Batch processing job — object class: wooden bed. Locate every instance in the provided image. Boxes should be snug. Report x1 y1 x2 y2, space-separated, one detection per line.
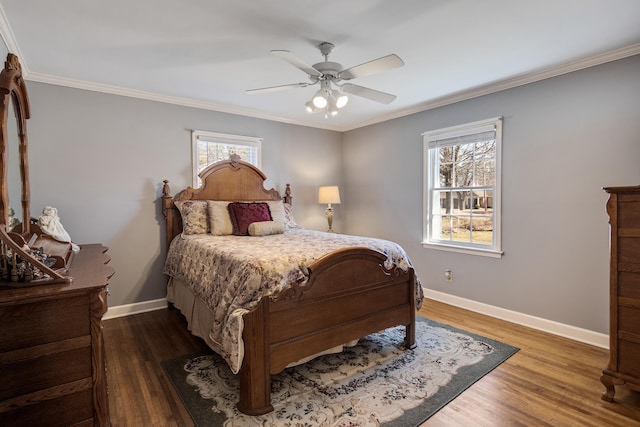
161 157 417 415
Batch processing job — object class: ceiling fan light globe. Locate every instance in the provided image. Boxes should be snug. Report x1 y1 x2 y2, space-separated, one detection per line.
313 94 327 108
304 100 316 113
336 94 349 108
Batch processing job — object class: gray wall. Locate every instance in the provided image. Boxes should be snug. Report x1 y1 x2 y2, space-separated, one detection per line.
12 52 640 335
342 55 640 334
24 83 342 307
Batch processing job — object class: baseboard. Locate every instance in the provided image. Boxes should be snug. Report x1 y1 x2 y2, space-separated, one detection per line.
104 298 168 320
105 291 609 349
423 288 609 349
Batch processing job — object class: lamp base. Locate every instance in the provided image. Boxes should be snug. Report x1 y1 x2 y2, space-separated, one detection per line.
325 206 335 233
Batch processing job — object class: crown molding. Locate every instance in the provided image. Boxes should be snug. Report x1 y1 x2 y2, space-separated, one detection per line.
24 71 344 132
343 43 640 131
0 5 28 73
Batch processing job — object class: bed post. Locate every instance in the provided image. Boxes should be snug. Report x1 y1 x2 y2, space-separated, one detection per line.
161 180 180 250
405 272 417 349
283 183 292 205
237 298 273 415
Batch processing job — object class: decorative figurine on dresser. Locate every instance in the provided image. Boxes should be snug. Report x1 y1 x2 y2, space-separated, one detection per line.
0 54 114 426
601 185 640 401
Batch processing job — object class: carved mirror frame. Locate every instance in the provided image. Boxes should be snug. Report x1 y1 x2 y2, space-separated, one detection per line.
0 53 30 234
0 54 70 285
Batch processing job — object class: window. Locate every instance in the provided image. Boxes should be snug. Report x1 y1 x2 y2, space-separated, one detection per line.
192 130 262 187
423 117 502 257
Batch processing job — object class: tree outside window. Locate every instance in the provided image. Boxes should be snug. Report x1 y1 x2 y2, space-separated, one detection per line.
192 131 261 187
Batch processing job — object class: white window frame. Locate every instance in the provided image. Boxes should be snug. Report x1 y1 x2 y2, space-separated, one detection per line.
422 117 503 258
192 130 262 187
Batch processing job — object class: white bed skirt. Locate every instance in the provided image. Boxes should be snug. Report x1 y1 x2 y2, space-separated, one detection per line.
166 277 223 351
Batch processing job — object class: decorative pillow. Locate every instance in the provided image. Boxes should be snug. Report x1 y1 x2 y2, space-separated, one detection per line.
174 200 208 235
207 201 233 235
283 202 299 229
248 221 285 236
228 202 273 236
265 200 287 224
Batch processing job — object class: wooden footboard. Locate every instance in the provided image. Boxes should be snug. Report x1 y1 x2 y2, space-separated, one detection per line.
238 247 417 415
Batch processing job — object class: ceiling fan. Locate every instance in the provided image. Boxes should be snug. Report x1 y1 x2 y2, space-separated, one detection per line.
246 42 404 117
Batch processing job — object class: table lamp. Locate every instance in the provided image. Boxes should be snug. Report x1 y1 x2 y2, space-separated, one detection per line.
318 186 341 232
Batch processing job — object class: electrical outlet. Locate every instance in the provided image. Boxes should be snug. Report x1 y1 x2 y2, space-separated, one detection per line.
445 269 453 282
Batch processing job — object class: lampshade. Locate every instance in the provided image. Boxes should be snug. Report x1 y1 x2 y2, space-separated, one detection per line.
318 186 341 205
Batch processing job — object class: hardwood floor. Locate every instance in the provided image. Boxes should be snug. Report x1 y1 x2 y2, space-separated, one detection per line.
103 299 640 426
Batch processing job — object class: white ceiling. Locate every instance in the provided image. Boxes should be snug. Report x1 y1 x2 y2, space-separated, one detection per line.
1 0 639 132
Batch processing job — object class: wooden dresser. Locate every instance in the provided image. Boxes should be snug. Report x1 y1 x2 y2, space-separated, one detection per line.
0 244 114 426
601 185 640 401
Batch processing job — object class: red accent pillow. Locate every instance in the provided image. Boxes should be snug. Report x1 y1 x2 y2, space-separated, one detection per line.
227 202 273 235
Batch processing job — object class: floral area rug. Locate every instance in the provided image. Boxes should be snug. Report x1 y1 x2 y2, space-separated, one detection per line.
161 317 518 426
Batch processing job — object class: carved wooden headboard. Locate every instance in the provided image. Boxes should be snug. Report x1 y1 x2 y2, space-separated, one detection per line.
161 156 291 249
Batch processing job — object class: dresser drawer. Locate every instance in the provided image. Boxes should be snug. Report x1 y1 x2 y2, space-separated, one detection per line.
619 340 640 379
618 271 640 299
0 388 94 427
0 295 90 353
618 305 640 335
618 237 640 265
0 346 92 401
617 197 640 228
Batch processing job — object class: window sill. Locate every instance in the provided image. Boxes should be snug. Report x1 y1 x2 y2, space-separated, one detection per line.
421 242 503 258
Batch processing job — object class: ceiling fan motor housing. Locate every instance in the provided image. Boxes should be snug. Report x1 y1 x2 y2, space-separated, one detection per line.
313 61 343 80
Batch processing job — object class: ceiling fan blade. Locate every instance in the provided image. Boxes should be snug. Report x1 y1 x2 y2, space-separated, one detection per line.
341 83 397 104
246 82 310 94
339 54 404 80
271 50 322 78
